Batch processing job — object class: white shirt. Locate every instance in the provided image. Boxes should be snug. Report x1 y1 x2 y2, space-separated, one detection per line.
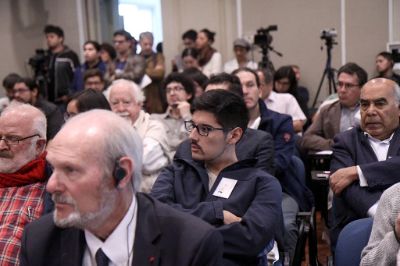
83 195 138 266
248 116 261 130
264 91 307 122
201 52 222 78
223 59 257 74
357 132 394 217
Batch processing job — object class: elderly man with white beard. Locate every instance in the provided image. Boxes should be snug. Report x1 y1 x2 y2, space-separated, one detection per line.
107 79 169 192
0 102 47 265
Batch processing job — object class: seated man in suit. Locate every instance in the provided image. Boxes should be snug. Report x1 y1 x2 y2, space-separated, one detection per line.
20 109 223 266
299 63 367 153
329 78 400 248
0 103 48 265
151 90 282 265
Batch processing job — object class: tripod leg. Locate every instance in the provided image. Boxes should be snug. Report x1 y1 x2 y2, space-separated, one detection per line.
312 68 329 109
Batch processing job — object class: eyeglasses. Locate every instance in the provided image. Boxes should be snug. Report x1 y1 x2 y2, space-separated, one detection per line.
336 81 360 90
0 134 40 146
13 88 30 94
184 121 225 136
166 86 184 94
113 40 127 45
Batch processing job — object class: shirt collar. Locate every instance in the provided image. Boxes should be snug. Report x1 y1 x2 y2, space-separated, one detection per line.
85 194 137 265
363 131 394 144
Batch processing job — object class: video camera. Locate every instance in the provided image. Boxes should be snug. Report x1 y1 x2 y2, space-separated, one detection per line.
28 49 48 72
254 25 278 47
320 28 337 41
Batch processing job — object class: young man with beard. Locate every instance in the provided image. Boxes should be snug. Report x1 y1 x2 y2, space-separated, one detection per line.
151 90 282 265
20 110 223 266
13 77 63 140
107 79 169 192
0 103 47 265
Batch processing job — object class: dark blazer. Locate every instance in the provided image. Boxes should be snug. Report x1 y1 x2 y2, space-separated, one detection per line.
330 126 400 246
20 193 223 266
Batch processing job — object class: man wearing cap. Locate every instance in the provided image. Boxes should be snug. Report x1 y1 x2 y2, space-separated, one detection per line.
223 38 258 74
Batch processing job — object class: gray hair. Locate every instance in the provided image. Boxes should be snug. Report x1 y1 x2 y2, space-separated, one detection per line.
393 83 400 104
139 31 154 42
107 79 145 104
2 102 47 139
67 110 143 191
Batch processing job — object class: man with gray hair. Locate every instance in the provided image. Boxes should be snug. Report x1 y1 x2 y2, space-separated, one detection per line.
20 110 223 266
107 79 169 192
139 31 166 113
0 102 47 264
329 78 400 248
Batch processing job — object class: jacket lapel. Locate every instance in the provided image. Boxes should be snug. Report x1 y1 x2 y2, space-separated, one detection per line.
132 194 161 266
60 228 86 266
388 127 400 157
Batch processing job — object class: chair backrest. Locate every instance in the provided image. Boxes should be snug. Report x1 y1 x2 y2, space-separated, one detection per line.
335 218 373 266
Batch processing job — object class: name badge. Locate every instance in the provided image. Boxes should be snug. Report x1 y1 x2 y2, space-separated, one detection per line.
213 177 237 199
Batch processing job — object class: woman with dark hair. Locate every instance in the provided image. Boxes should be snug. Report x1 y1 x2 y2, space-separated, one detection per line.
100 42 117 64
274 66 309 121
196 28 222 77
182 67 209 98
65 89 111 120
181 48 200 71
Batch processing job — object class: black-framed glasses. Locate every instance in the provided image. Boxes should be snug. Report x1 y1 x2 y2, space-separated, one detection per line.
0 134 40 146
184 121 225 136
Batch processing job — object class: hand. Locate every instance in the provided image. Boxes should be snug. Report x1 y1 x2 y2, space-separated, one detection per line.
223 210 242 225
395 214 400 241
177 101 191 119
329 166 358 195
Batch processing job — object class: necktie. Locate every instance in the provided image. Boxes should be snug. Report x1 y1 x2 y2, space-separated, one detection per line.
95 248 109 266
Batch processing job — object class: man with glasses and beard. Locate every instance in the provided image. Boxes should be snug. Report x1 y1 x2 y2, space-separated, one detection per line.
20 110 223 266
0 103 47 265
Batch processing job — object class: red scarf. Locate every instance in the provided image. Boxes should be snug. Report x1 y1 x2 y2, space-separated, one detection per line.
0 152 47 188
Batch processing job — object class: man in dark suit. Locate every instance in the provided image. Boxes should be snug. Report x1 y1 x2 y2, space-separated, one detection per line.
329 78 400 248
20 109 223 266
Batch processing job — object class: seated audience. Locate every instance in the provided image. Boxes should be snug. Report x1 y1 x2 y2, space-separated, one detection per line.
151 73 194 159
360 183 400 266
258 68 306 133
0 103 47 265
1 73 20 112
72 40 106 92
65 89 111 120
83 69 106 92
151 90 282 265
299 63 367 152
375 51 400 85
223 38 257 74
107 79 169 192
13 77 63 140
172 29 198 72
291 64 310 115
329 78 400 248
196 29 222 77
139 31 166 114
181 48 200 71
20 109 223 266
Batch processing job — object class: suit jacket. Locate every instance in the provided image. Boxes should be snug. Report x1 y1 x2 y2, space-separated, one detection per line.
299 100 341 152
20 193 223 266
330 126 400 246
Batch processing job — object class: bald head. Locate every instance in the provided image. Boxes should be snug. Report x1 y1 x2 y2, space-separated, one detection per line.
360 78 400 140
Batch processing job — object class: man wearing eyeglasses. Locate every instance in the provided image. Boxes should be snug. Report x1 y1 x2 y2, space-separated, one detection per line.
0 102 47 265
299 63 368 153
151 90 282 265
329 78 400 249
151 73 194 159
12 77 63 140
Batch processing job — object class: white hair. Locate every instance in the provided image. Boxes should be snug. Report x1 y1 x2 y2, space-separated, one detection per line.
139 31 154 42
393 83 400 104
67 109 143 191
2 102 47 139
107 79 145 104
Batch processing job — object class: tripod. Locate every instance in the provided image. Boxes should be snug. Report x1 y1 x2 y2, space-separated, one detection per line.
258 45 283 71
312 38 337 109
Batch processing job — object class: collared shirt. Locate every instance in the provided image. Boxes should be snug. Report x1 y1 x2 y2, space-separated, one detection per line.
357 132 394 217
248 116 261 130
264 91 306 121
83 195 138 266
340 104 360 132
223 58 258 74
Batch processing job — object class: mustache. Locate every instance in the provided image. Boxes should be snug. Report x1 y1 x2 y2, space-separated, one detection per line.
52 193 76 205
191 140 201 149
116 111 130 117
0 151 12 159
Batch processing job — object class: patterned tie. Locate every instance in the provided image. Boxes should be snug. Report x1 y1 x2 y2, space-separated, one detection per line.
95 248 109 266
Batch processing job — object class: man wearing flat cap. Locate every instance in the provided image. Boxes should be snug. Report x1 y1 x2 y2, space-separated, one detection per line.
224 38 257 74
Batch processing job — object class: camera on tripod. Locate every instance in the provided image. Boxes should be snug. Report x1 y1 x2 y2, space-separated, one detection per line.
28 49 48 72
254 25 278 48
320 28 337 41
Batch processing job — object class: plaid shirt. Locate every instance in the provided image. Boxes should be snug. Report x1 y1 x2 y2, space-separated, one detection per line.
0 183 45 265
